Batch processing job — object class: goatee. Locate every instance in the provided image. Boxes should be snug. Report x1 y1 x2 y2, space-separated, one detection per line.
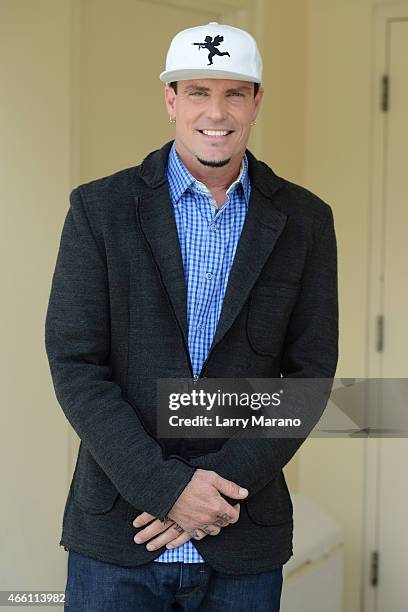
196 156 231 168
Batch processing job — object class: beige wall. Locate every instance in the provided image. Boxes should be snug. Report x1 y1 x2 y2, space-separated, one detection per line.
260 0 308 184
1 0 72 588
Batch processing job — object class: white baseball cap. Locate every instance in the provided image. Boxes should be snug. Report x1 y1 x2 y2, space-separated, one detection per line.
160 22 262 84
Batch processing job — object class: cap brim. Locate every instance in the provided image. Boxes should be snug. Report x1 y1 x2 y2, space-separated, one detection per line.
159 68 260 84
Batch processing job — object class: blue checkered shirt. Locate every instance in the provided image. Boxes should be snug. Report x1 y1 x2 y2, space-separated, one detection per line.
154 142 251 563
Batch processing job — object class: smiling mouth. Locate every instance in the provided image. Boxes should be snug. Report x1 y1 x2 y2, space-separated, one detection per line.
197 129 234 138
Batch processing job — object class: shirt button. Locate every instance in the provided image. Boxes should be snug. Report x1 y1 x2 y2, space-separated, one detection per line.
211 223 217 231
206 272 212 280
197 323 204 330
193 374 199 382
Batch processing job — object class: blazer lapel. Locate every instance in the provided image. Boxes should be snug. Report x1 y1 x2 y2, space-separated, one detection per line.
135 140 287 358
136 181 189 349
211 185 287 349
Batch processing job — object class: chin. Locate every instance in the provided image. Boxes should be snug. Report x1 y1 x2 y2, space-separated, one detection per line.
199 148 231 160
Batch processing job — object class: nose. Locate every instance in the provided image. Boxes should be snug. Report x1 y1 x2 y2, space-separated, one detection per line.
205 95 228 123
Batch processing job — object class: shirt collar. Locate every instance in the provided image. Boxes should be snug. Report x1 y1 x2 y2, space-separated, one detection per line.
166 141 250 206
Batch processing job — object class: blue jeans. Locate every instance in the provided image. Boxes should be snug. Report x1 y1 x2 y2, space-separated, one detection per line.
64 550 283 611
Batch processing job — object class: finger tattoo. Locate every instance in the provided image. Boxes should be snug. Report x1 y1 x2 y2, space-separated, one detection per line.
214 513 232 526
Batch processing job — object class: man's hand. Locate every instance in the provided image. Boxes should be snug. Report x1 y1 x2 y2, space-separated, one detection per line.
166 469 247 533
133 503 241 551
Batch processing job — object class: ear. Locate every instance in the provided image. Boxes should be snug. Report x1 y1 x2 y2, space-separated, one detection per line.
164 84 177 118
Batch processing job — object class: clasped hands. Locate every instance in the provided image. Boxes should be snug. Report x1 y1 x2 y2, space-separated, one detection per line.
132 468 248 552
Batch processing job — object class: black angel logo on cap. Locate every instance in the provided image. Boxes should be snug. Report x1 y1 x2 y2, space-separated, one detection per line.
192 35 231 66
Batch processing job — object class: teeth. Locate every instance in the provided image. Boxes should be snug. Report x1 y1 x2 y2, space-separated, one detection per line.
202 130 229 136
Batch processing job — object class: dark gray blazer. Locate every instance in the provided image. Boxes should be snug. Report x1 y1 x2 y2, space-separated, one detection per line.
45 139 338 575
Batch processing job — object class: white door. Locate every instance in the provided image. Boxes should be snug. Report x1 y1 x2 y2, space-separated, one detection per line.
367 12 408 612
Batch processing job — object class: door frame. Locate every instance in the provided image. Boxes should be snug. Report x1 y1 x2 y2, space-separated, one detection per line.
364 3 408 611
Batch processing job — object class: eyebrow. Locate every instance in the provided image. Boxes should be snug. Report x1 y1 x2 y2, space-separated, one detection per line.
183 85 252 94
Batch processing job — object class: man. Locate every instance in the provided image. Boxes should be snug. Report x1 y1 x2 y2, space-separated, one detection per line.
45 22 338 612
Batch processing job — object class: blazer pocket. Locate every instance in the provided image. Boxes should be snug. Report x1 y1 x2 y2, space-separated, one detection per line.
245 471 293 526
71 444 120 514
247 284 299 356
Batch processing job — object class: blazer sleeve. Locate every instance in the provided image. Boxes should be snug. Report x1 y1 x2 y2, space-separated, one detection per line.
45 187 195 521
187 205 339 499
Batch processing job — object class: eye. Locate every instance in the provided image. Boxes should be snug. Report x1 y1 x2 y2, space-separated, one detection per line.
228 92 244 97
190 91 207 96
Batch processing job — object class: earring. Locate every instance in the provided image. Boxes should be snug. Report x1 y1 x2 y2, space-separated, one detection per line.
169 117 176 123
250 120 256 126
